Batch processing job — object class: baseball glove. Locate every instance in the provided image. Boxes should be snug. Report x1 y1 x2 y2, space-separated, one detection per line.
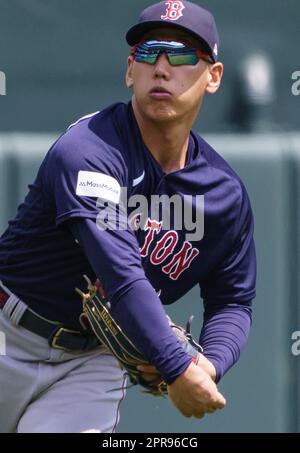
76 275 203 396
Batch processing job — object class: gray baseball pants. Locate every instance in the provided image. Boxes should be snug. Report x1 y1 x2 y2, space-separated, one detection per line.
0 290 126 433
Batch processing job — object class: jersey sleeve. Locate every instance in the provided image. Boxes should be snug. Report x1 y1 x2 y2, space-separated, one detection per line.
199 304 252 382
69 218 192 384
43 123 128 226
200 183 257 306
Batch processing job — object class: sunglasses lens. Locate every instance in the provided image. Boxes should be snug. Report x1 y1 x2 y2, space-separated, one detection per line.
133 41 200 66
134 51 158 64
168 52 199 66
134 42 159 64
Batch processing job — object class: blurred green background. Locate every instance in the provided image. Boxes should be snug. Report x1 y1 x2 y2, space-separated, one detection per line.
0 0 299 132
0 0 300 433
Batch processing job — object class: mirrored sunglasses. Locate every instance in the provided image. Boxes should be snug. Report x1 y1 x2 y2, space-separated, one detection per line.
131 40 213 66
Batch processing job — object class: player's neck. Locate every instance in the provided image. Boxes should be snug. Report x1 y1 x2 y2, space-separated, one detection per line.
132 102 192 174
146 131 190 174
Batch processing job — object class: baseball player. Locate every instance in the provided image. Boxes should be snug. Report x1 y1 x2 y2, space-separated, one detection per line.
0 1 256 433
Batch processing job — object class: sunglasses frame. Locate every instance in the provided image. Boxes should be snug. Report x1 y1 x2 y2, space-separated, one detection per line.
131 39 214 66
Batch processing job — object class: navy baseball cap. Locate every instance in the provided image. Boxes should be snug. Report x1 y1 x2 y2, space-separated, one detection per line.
126 1 220 62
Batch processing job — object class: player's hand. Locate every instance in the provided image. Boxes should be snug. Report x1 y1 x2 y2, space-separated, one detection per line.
168 362 226 419
196 353 217 381
137 359 224 418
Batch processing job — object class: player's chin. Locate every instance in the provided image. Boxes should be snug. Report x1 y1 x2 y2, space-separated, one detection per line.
147 104 178 122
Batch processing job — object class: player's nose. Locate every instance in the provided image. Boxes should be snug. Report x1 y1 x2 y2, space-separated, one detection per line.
153 53 171 80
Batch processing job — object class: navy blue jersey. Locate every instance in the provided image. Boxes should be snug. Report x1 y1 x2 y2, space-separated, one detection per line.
0 102 256 330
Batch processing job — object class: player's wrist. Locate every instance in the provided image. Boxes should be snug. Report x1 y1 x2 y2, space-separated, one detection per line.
197 354 217 381
160 354 193 386
168 361 211 391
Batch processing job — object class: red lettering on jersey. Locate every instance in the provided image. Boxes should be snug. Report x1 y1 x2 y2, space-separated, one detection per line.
162 242 199 280
161 1 185 21
150 231 178 265
140 218 162 258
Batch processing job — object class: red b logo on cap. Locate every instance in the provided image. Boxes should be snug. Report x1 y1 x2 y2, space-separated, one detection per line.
161 1 185 21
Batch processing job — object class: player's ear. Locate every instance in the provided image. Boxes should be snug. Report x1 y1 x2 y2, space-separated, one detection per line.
126 56 134 89
206 62 223 95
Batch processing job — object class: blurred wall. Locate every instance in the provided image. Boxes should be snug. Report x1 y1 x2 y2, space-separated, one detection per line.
0 0 299 133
